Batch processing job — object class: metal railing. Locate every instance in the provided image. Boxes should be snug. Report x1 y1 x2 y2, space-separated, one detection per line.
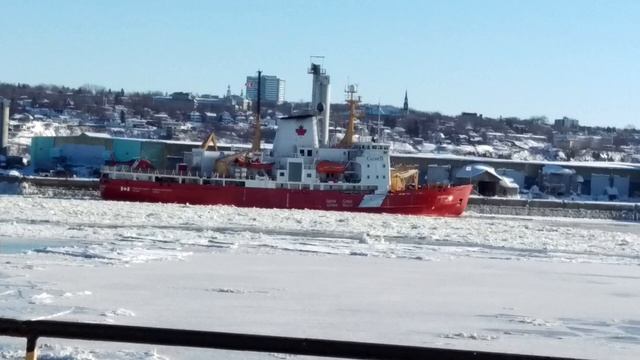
0 317 584 360
101 166 203 179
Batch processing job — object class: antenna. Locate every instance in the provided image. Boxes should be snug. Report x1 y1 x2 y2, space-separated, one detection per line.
338 83 360 148
251 70 262 152
377 100 382 142
310 55 325 66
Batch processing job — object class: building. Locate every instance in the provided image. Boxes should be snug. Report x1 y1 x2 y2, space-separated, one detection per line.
554 117 579 130
152 92 196 113
539 165 580 196
459 112 483 122
504 133 548 143
31 133 204 173
188 111 202 123
403 91 409 114
394 153 640 199
454 163 519 197
552 134 614 151
245 75 285 104
195 95 222 107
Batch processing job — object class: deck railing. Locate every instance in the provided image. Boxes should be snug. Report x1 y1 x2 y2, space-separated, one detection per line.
0 317 584 360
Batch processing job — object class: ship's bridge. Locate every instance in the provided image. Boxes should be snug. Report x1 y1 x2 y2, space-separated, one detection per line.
352 142 391 193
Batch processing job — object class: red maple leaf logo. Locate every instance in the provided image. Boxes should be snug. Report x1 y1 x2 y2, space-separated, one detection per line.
296 125 307 136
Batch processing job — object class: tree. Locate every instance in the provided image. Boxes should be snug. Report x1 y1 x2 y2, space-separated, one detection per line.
404 118 420 138
383 117 397 129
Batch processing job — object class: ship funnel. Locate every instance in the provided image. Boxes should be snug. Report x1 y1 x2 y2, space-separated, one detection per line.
308 59 330 146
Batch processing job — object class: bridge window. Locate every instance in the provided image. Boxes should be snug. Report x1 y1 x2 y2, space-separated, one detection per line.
307 173 312 178
299 149 305 156
279 171 285 177
307 149 313 157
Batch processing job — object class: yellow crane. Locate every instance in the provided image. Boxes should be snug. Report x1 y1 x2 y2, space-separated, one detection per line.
390 166 419 192
200 130 219 151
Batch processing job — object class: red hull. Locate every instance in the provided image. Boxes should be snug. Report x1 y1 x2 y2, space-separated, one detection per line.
100 179 472 216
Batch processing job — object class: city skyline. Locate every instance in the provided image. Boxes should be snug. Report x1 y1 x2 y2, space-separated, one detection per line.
0 0 638 127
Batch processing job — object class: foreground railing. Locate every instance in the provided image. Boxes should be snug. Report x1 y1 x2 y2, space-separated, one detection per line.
0 317 583 360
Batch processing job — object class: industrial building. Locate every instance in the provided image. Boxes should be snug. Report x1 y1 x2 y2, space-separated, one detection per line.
399 153 640 200
30 133 238 175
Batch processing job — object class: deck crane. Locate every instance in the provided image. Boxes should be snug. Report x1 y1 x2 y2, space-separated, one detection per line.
200 130 219 151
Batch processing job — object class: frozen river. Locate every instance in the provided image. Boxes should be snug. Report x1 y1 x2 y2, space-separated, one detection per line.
0 196 639 359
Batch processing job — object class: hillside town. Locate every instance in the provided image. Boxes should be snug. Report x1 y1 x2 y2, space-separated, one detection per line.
2 80 639 161
1 70 640 202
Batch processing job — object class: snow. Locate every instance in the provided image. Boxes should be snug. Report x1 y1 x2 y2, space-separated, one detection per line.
0 196 639 359
416 142 436 153
0 169 21 177
455 163 497 178
475 144 495 155
389 141 417 153
9 121 81 147
402 152 640 170
542 165 575 175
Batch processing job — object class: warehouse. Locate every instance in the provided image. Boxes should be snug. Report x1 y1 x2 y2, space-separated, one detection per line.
30 133 242 175
396 153 640 200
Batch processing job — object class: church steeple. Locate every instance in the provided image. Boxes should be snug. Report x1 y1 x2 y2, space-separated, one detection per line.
226 85 232 98
403 90 409 114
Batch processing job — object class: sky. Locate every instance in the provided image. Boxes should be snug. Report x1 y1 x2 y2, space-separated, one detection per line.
0 0 638 127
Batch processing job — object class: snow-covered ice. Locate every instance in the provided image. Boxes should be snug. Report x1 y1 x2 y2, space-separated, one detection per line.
0 195 639 359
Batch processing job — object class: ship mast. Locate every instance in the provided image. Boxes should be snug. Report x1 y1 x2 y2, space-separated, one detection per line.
338 84 360 148
251 70 262 153
377 100 381 142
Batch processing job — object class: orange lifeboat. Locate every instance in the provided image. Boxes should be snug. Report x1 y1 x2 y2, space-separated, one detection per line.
316 161 347 174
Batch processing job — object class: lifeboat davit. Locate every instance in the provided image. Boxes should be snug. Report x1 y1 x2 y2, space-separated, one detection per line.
235 157 274 171
316 161 347 174
132 159 154 170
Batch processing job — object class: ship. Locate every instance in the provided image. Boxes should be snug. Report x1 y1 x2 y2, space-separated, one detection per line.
100 63 472 216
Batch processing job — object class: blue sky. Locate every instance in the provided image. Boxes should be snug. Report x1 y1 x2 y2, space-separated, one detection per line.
0 0 638 127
